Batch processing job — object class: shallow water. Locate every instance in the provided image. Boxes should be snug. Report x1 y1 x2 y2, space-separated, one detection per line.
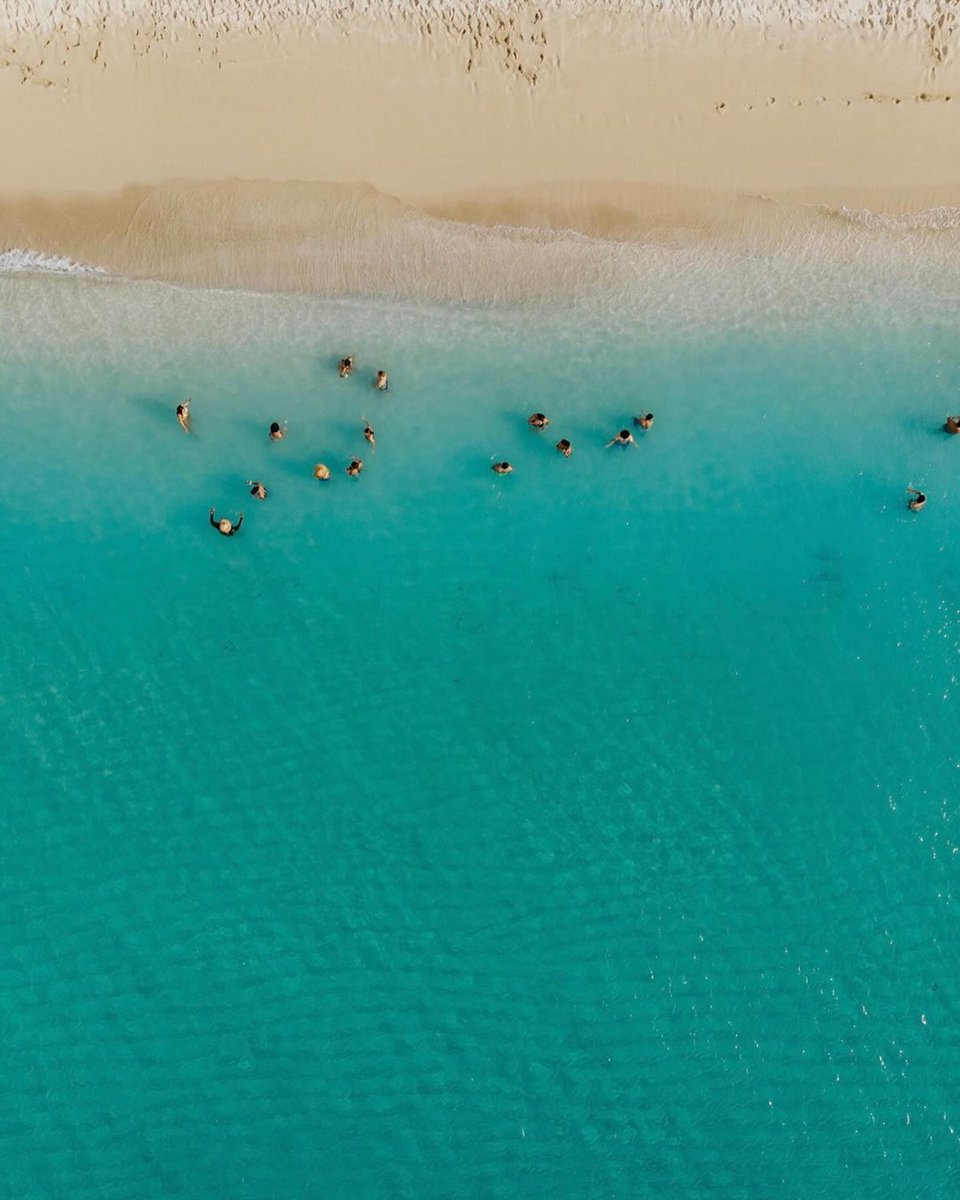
2 274 960 1197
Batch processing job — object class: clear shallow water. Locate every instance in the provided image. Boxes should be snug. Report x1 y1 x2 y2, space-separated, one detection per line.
2 275 960 1198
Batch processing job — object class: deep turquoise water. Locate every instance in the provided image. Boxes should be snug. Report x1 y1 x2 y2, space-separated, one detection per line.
2 274 960 1197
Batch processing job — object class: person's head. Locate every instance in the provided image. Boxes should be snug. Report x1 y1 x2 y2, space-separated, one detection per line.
620 430 630 441
377 370 386 381
314 463 331 480
219 518 232 534
557 439 572 456
270 422 280 434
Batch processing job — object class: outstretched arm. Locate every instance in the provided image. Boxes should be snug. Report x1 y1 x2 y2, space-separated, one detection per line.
210 508 219 528
234 514 244 531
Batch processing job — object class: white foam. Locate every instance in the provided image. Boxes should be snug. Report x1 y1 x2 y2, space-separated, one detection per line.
0 248 106 276
830 205 960 231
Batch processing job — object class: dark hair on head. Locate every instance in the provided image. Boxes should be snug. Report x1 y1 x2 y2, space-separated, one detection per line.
645 413 654 420
620 429 630 439
270 422 280 433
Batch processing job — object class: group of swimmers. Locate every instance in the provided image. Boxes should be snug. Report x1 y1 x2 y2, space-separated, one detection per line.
183 359 389 535
491 411 655 474
188 372 959 529
189 357 662 527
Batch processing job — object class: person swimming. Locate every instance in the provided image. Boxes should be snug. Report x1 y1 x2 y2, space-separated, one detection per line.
247 480 268 500
209 507 243 536
176 399 192 432
491 461 513 475
945 415 960 435
375 370 389 391
339 356 355 378
634 413 655 430
528 412 550 430
363 420 376 452
314 463 331 480
556 438 573 457
346 457 364 476
269 421 286 441
606 429 636 447
907 487 926 511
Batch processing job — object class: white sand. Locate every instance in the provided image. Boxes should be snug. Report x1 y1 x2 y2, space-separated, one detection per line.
0 2 957 299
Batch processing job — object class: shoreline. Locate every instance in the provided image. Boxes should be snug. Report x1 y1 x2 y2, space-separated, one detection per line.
1 7 959 300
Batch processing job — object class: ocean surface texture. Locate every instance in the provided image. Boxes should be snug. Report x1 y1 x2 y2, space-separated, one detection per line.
2 269 960 1199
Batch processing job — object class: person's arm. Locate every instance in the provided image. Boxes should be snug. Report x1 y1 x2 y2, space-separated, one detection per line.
234 514 244 531
210 508 218 528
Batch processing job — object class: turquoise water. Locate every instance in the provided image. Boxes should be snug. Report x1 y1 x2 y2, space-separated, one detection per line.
3 274 960 1197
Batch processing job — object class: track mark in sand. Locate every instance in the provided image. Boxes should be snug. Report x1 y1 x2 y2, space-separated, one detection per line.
863 91 952 103
715 101 725 112
454 5 548 85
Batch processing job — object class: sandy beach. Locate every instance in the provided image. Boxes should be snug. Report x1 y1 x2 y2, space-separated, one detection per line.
0 2 958 298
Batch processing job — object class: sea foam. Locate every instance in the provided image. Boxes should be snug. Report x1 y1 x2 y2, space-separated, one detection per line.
0 248 105 276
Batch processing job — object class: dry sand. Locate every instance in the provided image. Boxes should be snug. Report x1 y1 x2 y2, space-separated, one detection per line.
0 3 958 298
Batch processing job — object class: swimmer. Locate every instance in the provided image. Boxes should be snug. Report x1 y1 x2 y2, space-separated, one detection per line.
338 356 355 378
945 415 960 435
313 463 331 480
634 412 655 430
269 421 286 441
209 507 243 536
491 461 513 475
375 370 389 392
606 429 636 447
528 412 550 430
362 420 376 452
556 438 573 457
907 486 926 512
346 457 364 476
247 480 268 500
176 398 192 433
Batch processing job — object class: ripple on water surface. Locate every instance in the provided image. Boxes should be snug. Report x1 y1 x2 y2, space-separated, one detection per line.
1 276 960 1198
